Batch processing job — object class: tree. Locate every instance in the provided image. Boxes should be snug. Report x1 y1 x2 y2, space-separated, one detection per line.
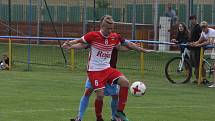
96 0 109 8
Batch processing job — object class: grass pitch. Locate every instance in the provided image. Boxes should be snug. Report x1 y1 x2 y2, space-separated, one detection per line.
0 43 215 121
0 66 215 121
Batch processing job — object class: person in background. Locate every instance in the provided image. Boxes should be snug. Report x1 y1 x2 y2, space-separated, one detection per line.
164 3 177 26
0 54 9 70
191 21 215 87
171 22 189 53
189 15 208 84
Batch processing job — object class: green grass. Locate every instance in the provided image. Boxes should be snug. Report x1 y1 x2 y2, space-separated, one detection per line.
1 43 215 121
1 66 215 121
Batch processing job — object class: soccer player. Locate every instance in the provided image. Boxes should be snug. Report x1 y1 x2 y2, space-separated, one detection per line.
63 15 152 121
68 44 120 121
66 44 150 121
71 75 119 121
190 21 215 87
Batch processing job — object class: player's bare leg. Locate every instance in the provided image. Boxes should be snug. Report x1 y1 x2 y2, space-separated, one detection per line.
114 76 129 121
95 89 105 121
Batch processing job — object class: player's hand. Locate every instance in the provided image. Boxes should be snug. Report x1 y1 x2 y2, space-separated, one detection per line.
171 39 178 43
171 43 178 47
194 43 201 47
189 42 196 47
187 42 193 46
62 40 71 49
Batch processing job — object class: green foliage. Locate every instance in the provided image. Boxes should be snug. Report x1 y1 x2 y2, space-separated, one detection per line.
96 0 109 8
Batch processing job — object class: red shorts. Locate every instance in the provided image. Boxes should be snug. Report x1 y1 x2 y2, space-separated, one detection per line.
87 67 123 90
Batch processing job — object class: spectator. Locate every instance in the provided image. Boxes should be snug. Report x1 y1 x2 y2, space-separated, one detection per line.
189 19 210 84
171 22 189 53
164 3 177 26
192 21 215 87
0 54 9 70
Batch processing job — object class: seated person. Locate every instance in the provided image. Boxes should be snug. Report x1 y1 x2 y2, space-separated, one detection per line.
0 54 9 70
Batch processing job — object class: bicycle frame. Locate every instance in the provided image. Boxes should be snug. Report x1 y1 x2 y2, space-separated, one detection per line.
178 47 190 71
178 45 213 77
165 43 214 83
203 58 214 77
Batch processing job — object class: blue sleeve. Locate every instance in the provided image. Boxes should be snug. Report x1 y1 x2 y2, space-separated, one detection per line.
121 40 129 46
85 79 93 89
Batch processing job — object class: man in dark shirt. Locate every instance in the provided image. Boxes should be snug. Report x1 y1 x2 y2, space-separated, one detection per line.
189 15 208 84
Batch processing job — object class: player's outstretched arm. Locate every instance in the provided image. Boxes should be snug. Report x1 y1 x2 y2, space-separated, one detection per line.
117 42 154 53
62 38 85 49
116 45 130 51
64 43 88 50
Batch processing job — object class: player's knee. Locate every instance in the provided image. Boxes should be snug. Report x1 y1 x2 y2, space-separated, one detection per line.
123 80 129 87
84 88 93 96
96 95 104 100
118 77 129 87
95 89 104 100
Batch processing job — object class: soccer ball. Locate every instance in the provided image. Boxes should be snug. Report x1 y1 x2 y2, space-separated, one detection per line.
0 62 6 70
130 81 146 97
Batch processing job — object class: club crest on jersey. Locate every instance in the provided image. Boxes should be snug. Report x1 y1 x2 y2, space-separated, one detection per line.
96 51 111 58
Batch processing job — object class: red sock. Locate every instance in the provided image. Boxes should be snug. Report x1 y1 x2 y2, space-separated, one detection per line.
95 99 103 119
117 87 128 111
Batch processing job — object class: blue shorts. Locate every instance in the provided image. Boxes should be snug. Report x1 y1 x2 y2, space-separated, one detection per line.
85 79 119 96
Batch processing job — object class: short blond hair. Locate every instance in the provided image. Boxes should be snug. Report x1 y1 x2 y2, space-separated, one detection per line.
200 21 208 27
100 15 114 26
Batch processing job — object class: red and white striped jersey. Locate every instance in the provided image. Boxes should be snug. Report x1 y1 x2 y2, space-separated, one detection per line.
82 31 124 71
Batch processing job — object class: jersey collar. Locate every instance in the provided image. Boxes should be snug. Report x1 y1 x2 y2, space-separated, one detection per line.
99 30 109 38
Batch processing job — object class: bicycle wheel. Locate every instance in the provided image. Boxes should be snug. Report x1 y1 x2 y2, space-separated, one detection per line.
204 57 214 78
165 57 192 84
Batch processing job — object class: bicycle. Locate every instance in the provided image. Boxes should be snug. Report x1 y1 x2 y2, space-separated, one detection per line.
165 45 214 84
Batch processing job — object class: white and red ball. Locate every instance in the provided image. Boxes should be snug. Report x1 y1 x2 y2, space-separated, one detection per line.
130 81 146 97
